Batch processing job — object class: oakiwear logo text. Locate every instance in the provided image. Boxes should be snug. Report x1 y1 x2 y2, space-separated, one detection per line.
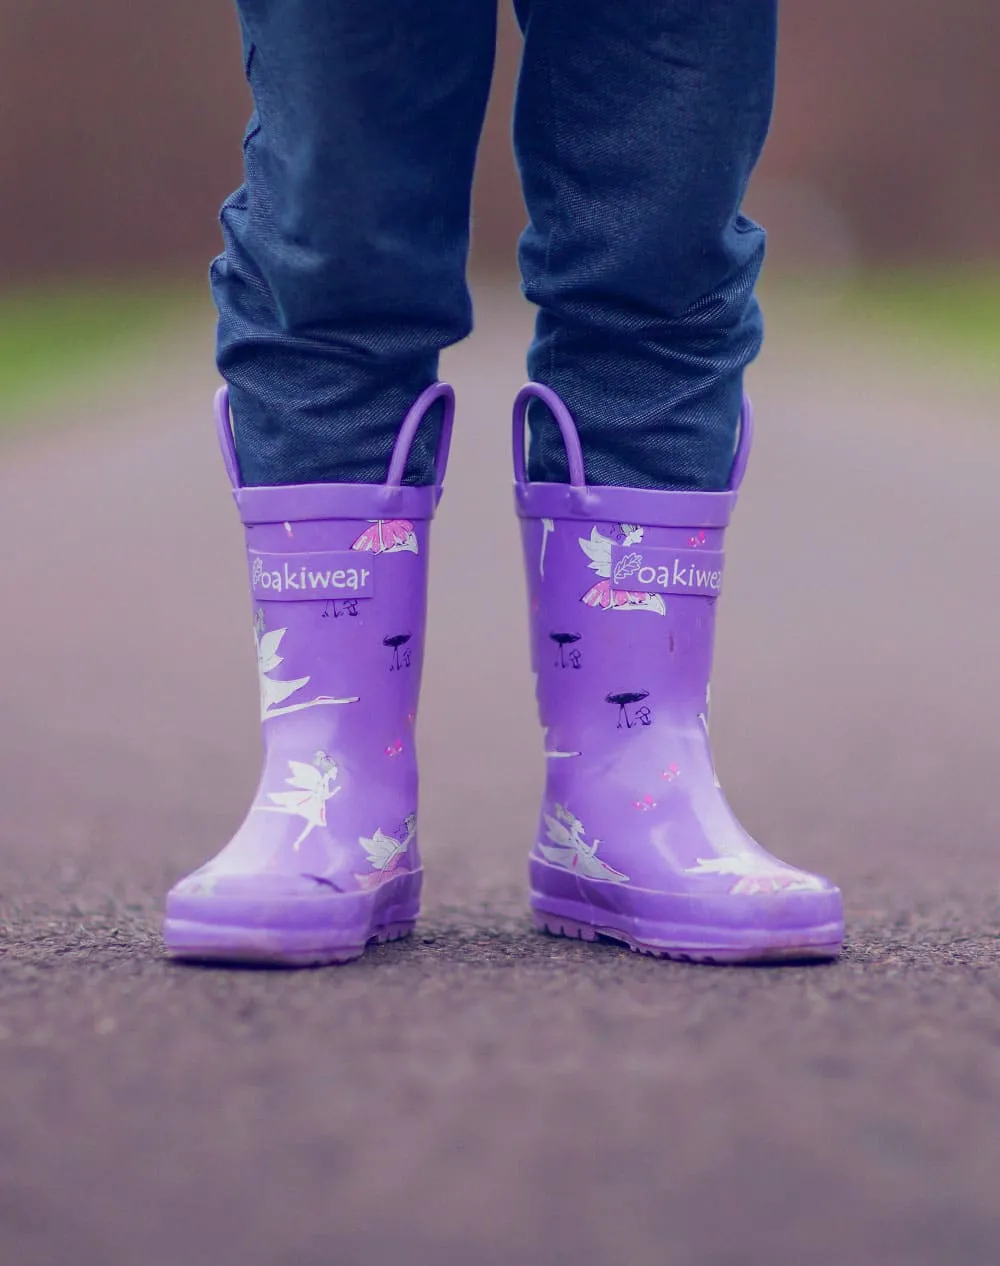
250 551 375 602
609 544 724 597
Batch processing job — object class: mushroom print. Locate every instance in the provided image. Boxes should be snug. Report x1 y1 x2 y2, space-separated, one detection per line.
538 804 629 884
383 633 412 671
254 610 359 719
578 526 666 614
606 689 650 730
351 519 418 556
549 631 581 668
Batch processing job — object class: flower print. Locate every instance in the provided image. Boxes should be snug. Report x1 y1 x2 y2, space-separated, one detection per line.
684 854 826 895
254 610 359 720
355 814 415 889
578 527 665 615
538 804 630 884
351 519 418 556
255 751 341 851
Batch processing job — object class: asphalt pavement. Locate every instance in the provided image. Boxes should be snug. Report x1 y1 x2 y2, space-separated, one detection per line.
1 287 999 1266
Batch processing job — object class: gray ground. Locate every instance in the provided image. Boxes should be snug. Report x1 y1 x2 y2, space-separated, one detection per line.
1 288 999 1266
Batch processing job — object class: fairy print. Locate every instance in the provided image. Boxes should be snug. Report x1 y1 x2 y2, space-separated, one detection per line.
255 751 341 851
351 519 418 556
578 526 666 615
539 518 555 578
255 610 359 720
538 804 630 883
355 813 415 889
684 855 826 896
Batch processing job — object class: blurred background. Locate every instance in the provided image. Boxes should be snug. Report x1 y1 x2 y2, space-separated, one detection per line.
1 7 999 1266
0 0 998 406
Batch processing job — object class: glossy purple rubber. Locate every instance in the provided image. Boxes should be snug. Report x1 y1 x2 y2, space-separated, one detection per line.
163 383 453 965
514 383 843 964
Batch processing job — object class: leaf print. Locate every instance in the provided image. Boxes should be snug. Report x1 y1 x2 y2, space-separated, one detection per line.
257 627 286 674
254 610 359 719
612 551 643 585
579 527 612 577
261 674 311 713
578 531 664 615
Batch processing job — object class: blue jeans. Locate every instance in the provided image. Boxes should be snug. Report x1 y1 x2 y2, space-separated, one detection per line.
212 1 776 491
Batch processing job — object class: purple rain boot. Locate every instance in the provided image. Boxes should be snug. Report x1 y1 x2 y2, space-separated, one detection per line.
163 383 454 965
514 384 844 964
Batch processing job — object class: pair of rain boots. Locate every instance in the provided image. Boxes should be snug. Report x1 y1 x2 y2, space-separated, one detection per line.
164 382 843 966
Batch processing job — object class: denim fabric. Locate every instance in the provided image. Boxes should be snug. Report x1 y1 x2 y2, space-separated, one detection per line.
212 0 776 490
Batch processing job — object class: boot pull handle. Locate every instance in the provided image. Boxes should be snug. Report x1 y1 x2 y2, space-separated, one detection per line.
215 386 242 490
215 381 456 492
727 395 754 492
386 381 456 489
512 382 587 489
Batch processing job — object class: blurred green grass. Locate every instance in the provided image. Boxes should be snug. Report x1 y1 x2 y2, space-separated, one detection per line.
1 273 996 434
0 284 202 423
839 270 1000 363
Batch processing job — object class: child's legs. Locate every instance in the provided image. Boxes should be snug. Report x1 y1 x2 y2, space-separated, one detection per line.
513 0 777 490
213 0 497 486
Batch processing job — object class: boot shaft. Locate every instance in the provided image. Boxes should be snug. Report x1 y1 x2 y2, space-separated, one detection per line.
513 383 751 737
219 383 453 765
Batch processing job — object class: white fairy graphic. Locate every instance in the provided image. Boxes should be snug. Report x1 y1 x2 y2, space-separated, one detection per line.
355 813 415 889
684 854 826 896
539 518 555 578
538 804 630 883
578 525 666 615
351 519 418 556
255 751 341 851
254 609 358 720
